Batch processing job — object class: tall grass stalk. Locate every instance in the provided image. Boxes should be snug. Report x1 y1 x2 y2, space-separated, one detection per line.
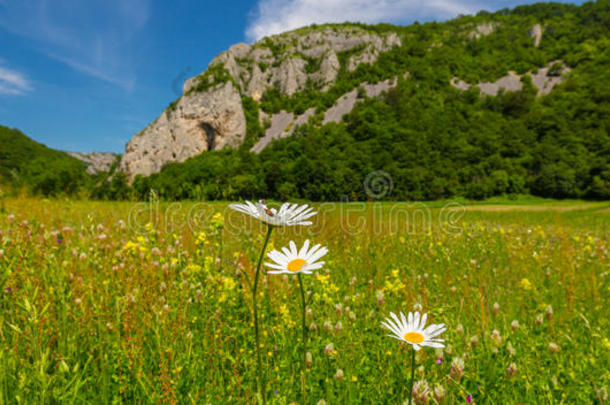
408 348 415 405
252 225 273 405
297 273 307 405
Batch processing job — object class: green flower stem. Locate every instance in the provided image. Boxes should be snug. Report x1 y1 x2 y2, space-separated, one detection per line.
297 273 307 405
253 225 273 405
408 347 416 405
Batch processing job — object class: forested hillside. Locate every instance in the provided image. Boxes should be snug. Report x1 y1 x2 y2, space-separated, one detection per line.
125 1 609 201
0 126 89 196
3 1 609 201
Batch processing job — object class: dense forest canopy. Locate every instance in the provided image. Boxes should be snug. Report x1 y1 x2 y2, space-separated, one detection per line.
0 126 89 196
2 1 610 201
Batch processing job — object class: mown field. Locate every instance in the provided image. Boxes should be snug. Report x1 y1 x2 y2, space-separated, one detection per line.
0 197 609 404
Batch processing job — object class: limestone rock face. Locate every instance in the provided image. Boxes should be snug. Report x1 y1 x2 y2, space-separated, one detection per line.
119 26 402 179
198 26 402 99
450 61 570 96
272 57 309 96
119 81 245 179
68 152 118 175
529 24 543 47
469 22 497 39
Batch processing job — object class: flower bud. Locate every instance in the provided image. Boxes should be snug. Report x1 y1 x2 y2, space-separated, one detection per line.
596 387 608 402
506 362 518 379
323 320 333 332
412 379 430 404
490 329 502 346
306 352 313 367
470 335 479 348
450 357 464 380
456 324 464 334
545 305 553 320
335 369 344 381
548 342 560 353
376 290 385 306
492 302 500 314
433 384 446 403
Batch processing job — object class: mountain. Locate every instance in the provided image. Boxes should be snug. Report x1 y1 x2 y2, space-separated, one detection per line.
121 1 608 200
67 152 120 175
119 27 402 178
0 125 91 196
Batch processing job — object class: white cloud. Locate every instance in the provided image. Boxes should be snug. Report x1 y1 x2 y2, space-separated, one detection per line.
0 0 150 90
0 64 33 95
246 0 485 42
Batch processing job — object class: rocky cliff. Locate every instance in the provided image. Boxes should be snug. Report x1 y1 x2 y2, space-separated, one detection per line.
68 152 119 175
119 26 401 179
120 20 571 180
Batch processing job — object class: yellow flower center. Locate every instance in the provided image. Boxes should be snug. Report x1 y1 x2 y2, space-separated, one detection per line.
403 331 425 344
287 258 307 272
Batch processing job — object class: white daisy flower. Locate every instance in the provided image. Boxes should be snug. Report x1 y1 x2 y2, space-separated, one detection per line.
381 311 446 351
264 240 328 275
229 200 316 227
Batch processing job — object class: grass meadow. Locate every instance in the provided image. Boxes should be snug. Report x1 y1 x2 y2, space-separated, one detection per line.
0 197 609 404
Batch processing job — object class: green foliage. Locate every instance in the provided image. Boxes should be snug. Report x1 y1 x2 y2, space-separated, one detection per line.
0 199 608 402
240 96 265 151
184 63 235 96
0 126 89 196
143 11 610 202
10 1 610 202
166 97 181 113
138 0 603 202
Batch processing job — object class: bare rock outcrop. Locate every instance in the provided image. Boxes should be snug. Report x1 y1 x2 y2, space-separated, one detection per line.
120 81 245 178
324 90 359 125
119 26 403 179
469 23 497 39
251 74 405 154
530 24 543 47
198 26 402 99
251 108 315 153
323 76 402 125
450 61 570 96
347 33 401 71
68 152 118 175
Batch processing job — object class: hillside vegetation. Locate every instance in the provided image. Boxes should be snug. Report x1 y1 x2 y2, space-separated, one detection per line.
0 126 88 196
3 1 610 201
125 1 610 202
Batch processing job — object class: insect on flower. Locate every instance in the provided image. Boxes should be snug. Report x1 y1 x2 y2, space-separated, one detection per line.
229 200 316 227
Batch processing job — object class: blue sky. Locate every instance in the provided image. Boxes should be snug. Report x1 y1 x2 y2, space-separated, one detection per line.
0 0 586 153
